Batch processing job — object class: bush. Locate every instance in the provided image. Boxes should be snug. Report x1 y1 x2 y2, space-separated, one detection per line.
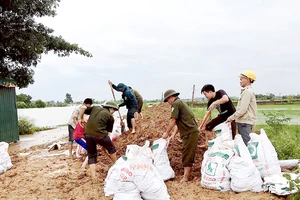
16 101 28 108
35 99 46 108
260 112 299 159
18 116 35 135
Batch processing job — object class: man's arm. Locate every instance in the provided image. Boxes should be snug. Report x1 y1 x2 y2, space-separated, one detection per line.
227 90 251 122
78 106 88 125
162 118 176 139
208 94 229 111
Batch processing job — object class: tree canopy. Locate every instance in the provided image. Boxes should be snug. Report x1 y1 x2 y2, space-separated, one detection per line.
0 0 92 88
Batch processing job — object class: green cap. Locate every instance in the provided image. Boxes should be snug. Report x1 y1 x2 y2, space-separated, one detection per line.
163 89 180 102
102 101 119 110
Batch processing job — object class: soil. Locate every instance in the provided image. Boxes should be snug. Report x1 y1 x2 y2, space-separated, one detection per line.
1 103 287 200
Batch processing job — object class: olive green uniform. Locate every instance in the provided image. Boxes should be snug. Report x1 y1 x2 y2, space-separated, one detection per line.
84 106 114 137
171 97 199 167
131 89 143 113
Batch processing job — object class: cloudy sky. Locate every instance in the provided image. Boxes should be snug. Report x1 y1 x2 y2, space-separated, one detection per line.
17 0 300 102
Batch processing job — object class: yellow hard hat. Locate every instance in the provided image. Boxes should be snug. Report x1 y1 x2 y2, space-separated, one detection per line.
239 70 256 81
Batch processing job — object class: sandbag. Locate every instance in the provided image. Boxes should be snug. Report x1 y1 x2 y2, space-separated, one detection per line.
213 122 232 141
201 149 234 191
152 138 175 181
228 135 263 192
263 173 300 195
248 129 281 178
0 142 13 174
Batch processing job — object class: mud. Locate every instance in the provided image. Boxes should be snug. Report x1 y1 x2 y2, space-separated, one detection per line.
1 103 286 200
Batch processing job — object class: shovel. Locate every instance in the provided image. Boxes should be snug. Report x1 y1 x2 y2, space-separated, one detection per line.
109 83 125 133
198 109 212 148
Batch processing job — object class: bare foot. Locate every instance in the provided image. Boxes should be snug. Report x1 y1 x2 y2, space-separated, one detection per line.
180 177 189 183
92 178 99 184
131 129 136 134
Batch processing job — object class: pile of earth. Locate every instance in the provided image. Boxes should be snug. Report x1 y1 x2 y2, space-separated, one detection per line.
0 103 285 199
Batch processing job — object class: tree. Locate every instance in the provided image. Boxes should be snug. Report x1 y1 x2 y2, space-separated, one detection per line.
64 93 73 104
16 93 32 105
0 0 92 88
35 99 46 108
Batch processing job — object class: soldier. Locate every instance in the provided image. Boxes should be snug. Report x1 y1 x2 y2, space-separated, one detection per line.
162 89 199 182
128 86 144 119
78 101 119 182
109 81 138 134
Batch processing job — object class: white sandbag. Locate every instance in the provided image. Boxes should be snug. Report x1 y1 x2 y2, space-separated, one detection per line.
0 142 13 173
213 122 232 141
113 188 142 200
260 129 281 175
201 149 234 191
248 130 281 178
152 138 175 181
263 173 300 195
279 160 299 169
228 135 263 192
132 156 170 200
105 154 170 200
104 156 135 196
125 141 153 161
248 133 268 178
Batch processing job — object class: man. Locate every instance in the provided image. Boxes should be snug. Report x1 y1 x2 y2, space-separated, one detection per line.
162 89 199 182
226 70 257 145
128 86 144 119
108 80 138 134
201 84 236 139
67 98 93 157
78 101 119 182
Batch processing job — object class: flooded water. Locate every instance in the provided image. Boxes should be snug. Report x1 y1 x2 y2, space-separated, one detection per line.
10 106 128 152
17 106 128 127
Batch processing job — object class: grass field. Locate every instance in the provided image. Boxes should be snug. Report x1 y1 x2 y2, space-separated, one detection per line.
189 103 300 159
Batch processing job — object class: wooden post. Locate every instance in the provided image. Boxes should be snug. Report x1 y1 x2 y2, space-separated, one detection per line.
192 85 195 106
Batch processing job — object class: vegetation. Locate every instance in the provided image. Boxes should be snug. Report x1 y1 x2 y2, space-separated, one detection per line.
18 116 53 135
0 0 92 88
64 93 73 104
191 103 300 160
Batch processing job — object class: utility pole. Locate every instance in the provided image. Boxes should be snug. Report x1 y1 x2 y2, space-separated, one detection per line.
192 85 195 106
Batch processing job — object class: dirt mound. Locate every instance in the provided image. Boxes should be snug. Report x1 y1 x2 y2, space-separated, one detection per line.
0 103 285 200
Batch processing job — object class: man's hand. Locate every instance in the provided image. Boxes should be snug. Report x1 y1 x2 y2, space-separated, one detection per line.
226 118 233 123
162 132 169 139
108 80 113 86
208 102 216 111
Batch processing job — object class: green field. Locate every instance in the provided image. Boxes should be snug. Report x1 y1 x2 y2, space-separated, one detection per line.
190 103 300 125
189 103 300 159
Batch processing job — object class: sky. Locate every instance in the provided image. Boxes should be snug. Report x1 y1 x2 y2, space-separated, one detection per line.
17 0 300 102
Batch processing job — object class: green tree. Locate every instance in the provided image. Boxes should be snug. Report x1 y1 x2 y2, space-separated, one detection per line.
35 99 46 108
16 101 28 108
64 93 73 104
16 93 32 105
0 0 92 88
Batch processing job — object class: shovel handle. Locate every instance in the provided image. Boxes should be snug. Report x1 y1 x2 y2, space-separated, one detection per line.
109 83 123 121
199 109 212 130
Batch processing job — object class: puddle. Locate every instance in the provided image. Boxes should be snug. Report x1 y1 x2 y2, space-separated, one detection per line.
8 126 68 153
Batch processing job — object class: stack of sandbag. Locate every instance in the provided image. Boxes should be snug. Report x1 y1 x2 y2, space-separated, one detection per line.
201 136 234 191
228 135 263 192
247 129 281 178
151 138 175 181
263 173 300 195
104 141 170 200
0 142 13 174
213 122 232 141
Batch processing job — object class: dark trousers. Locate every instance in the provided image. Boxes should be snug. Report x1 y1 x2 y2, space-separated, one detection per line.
205 114 236 139
127 107 137 128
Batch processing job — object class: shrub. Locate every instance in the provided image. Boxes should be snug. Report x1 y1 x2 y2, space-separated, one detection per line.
35 99 46 108
18 116 35 135
16 101 28 108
